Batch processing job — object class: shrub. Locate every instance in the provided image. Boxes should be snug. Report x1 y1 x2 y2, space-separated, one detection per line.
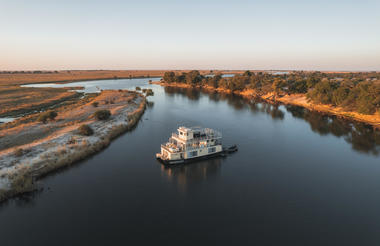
92 102 99 107
142 89 147 93
37 110 57 123
136 86 141 91
145 89 154 96
67 137 76 144
78 124 94 136
14 148 24 157
94 109 111 120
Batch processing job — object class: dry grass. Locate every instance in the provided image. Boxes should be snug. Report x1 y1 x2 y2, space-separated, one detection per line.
0 85 82 117
0 70 222 86
0 93 98 150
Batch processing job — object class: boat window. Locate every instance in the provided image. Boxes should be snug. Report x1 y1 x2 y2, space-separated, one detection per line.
208 147 216 153
189 151 198 157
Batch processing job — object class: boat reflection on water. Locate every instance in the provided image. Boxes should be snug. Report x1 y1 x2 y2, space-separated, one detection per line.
160 157 223 192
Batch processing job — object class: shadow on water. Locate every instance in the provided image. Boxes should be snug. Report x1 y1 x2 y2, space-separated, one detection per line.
165 86 379 156
285 105 380 156
146 100 154 109
0 188 44 210
160 157 223 192
164 86 201 101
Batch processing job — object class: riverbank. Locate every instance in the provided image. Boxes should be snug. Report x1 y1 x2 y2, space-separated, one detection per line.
152 81 380 128
0 90 146 203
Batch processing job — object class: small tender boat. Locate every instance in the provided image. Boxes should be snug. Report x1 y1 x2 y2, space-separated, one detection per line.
156 126 224 165
225 145 238 153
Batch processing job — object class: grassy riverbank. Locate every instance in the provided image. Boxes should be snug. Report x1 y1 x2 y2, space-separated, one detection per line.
0 90 147 203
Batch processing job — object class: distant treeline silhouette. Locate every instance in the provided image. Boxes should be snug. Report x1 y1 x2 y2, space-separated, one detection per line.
0 70 59 74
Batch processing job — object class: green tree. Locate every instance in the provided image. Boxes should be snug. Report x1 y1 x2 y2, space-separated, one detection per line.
185 70 202 85
288 80 307 93
332 87 349 106
355 83 379 114
243 70 253 77
163 72 176 83
176 73 186 83
306 76 321 88
307 81 336 104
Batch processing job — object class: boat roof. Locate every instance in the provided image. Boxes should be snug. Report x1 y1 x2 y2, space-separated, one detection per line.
178 126 221 137
178 126 204 132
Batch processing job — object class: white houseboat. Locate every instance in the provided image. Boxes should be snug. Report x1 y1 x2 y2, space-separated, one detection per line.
156 126 224 165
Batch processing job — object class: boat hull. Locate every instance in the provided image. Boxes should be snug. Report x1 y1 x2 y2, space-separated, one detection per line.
156 151 223 165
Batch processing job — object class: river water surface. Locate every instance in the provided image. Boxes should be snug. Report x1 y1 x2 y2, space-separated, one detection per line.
1 78 380 246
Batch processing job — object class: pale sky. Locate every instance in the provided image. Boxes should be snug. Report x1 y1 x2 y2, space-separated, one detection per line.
1 0 379 71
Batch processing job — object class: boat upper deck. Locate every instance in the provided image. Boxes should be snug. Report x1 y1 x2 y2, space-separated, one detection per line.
172 126 222 143
161 126 223 153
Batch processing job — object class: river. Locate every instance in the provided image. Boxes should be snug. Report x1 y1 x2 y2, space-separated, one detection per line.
1 77 380 246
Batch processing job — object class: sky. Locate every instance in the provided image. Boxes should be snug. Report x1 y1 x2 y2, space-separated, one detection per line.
0 0 379 71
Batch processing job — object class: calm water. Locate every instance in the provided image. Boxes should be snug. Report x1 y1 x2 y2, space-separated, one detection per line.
1 78 380 246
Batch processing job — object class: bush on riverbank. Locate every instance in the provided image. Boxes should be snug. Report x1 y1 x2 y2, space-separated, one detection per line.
94 110 111 120
37 110 57 123
78 124 94 136
92 102 99 107
14 148 24 157
145 89 154 96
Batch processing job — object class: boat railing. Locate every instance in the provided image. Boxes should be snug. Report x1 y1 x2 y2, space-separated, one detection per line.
162 143 221 153
161 144 182 153
171 133 222 142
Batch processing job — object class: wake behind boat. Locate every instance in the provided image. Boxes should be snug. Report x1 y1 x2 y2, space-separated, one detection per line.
156 126 236 165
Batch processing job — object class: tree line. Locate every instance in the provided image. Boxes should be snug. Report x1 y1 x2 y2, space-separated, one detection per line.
162 70 380 115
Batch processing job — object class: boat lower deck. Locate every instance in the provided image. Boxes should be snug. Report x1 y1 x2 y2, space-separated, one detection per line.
157 151 224 165
156 145 238 165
